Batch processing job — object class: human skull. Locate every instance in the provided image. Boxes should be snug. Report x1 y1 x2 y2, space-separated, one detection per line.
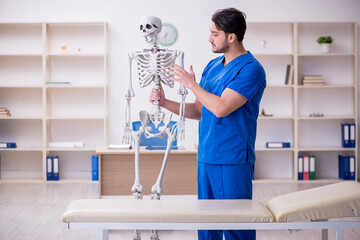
140 16 162 44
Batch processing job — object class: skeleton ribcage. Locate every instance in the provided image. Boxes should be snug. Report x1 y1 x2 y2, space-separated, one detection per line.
135 50 177 88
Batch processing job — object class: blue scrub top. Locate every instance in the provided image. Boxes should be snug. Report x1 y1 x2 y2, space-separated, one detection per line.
198 51 266 165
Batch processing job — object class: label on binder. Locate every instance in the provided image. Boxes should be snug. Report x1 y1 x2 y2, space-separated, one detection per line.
53 156 59 181
349 156 355 180
46 156 53 181
349 124 356 148
303 155 309 180
309 155 316 180
342 124 350 148
298 156 303 180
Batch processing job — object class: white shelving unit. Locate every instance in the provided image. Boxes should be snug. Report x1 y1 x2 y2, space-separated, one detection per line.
0 21 357 184
246 22 358 182
0 22 108 182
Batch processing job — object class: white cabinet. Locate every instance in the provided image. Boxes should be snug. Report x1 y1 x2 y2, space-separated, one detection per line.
0 22 108 182
245 22 358 182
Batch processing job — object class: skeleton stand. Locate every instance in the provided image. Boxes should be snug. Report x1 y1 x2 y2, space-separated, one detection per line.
122 16 187 240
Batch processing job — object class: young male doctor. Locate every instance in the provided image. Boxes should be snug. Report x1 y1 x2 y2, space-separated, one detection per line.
150 8 266 240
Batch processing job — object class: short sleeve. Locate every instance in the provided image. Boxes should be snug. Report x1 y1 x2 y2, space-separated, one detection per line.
227 61 265 102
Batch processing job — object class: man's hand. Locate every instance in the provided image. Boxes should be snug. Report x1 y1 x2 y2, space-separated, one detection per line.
169 64 196 90
149 84 165 107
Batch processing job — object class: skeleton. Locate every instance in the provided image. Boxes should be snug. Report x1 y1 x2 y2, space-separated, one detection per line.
122 16 187 240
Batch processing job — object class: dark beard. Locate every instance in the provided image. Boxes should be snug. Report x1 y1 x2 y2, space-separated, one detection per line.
212 43 230 53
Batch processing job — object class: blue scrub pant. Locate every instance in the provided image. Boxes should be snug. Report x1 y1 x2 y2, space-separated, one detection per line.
197 161 255 240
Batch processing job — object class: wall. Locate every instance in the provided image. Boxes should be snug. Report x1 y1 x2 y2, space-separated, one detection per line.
0 0 359 150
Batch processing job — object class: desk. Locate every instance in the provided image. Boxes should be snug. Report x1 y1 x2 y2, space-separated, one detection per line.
96 147 198 197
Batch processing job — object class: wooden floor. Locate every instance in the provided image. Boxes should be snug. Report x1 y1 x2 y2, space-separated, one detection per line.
0 181 359 240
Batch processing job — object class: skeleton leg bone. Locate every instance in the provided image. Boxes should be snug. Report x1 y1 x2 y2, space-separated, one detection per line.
133 230 141 240
131 127 144 200
148 127 176 240
150 230 159 240
150 127 176 199
131 127 145 240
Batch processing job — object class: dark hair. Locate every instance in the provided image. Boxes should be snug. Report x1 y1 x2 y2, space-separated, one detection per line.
212 8 247 42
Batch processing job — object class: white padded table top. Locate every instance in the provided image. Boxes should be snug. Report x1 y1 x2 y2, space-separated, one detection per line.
62 199 274 223
62 182 360 225
266 181 360 222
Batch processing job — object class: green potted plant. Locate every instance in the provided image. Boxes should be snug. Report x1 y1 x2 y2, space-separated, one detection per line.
317 36 333 53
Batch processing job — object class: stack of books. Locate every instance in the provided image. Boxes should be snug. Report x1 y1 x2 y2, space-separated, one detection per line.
302 75 324 86
0 107 11 117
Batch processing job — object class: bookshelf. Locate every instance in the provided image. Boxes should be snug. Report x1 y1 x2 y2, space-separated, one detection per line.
0 21 357 184
0 22 108 182
245 22 358 182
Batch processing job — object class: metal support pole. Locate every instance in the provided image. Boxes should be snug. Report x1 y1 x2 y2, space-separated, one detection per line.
336 228 344 240
96 229 109 240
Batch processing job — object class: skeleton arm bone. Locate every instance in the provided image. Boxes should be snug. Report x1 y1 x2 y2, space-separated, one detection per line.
173 51 187 141
126 53 136 100
122 53 136 144
176 51 188 118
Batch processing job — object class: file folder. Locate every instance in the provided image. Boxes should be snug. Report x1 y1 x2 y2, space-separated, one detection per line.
344 156 350 180
53 155 59 181
0 142 16 148
339 155 349 180
349 124 356 148
298 155 303 180
309 155 316 180
341 123 350 148
349 156 355 180
303 155 309 180
92 155 99 181
47 156 53 181
339 155 344 179
266 142 291 148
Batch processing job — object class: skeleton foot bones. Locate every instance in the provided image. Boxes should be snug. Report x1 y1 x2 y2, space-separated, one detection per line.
121 15 187 240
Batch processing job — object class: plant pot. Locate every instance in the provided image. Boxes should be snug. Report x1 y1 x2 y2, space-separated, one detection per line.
321 43 331 53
